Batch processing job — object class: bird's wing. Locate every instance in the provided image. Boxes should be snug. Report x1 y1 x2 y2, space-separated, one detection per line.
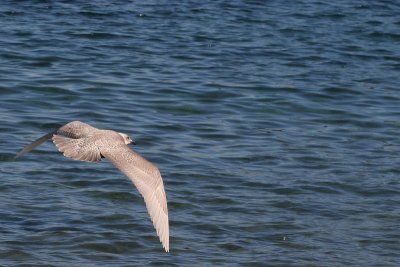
52 134 102 162
14 131 55 159
14 121 98 160
56 121 98 139
101 145 169 252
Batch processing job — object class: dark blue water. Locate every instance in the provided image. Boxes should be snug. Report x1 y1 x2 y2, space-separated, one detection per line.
1 1 400 266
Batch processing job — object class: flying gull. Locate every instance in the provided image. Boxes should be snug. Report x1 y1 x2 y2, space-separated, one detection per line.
14 121 169 252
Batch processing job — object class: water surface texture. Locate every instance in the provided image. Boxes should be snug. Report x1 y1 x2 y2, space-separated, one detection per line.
1 1 400 266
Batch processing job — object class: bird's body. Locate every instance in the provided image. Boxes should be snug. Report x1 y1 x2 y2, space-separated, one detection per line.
14 121 169 252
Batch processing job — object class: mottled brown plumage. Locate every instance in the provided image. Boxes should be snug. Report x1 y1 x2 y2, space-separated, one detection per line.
15 121 169 252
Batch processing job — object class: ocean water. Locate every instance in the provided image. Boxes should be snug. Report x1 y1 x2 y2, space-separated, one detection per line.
1 1 400 266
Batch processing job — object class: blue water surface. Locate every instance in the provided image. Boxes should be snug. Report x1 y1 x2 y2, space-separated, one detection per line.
1 1 400 266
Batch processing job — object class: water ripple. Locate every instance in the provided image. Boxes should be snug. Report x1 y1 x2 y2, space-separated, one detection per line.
1 0 400 266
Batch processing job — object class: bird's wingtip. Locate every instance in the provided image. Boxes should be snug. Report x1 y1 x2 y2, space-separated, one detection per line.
13 153 23 160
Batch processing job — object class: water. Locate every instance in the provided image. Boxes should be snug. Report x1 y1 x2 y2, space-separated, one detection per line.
1 1 400 266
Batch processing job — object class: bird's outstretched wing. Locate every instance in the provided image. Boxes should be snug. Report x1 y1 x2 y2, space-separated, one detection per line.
52 134 102 162
56 121 98 139
14 121 98 160
14 131 55 159
101 145 169 252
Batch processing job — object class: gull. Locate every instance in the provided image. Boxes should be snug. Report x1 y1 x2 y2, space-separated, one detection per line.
14 121 169 252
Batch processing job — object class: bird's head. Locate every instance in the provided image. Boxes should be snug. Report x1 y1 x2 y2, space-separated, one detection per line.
118 132 136 145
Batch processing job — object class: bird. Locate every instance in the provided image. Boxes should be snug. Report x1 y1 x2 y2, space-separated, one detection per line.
14 121 169 252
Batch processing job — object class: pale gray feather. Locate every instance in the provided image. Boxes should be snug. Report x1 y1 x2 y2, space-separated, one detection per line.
56 121 98 138
14 131 55 159
101 144 169 252
52 134 102 162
